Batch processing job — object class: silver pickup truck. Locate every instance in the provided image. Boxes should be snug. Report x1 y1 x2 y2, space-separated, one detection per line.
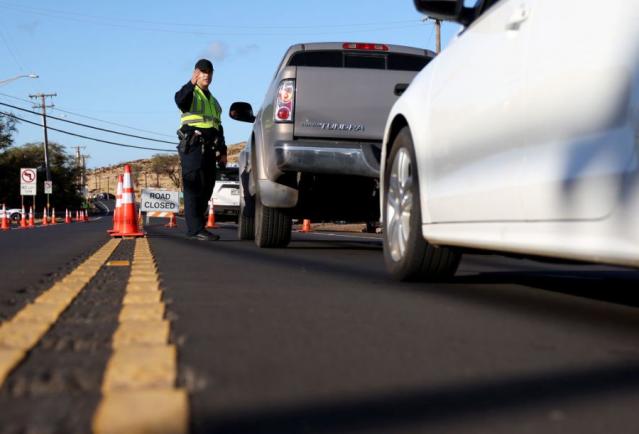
230 42 434 247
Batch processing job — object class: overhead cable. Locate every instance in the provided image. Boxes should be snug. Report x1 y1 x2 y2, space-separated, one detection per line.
0 111 176 152
0 92 176 139
0 102 178 145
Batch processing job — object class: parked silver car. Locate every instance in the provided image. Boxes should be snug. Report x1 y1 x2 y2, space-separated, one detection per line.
231 42 434 247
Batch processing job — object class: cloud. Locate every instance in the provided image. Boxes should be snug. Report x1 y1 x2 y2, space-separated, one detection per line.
17 20 40 36
198 42 260 63
236 44 259 56
201 41 228 62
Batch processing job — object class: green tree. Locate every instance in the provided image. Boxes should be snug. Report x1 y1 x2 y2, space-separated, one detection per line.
0 142 83 209
149 154 181 189
0 115 17 151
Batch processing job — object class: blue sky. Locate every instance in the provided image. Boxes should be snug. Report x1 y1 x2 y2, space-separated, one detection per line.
0 0 460 168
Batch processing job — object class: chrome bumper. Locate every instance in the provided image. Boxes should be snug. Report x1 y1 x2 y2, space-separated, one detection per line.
274 140 380 178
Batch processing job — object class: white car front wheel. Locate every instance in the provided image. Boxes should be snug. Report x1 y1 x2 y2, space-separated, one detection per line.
383 127 460 281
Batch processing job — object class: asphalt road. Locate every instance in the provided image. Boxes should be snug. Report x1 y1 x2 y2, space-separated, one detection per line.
1 217 639 433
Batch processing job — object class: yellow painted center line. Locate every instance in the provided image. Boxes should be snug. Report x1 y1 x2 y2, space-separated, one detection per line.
0 238 121 386
93 238 188 434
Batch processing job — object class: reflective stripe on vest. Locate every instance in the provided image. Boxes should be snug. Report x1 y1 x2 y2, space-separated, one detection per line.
180 86 222 129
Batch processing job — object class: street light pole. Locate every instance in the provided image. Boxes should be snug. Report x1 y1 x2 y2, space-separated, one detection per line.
0 74 38 86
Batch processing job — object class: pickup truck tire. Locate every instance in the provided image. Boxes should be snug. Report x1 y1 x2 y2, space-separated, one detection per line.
255 198 292 248
238 199 255 240
238 169 255 240
383 127 460 281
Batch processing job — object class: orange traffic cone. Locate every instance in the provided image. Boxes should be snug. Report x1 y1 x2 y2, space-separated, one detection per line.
206 200 218 228
84 210 89 222
65 209 72 224
1 204 10 231
165 212 177 228
112 164 144 237
50 208 57 225
28 207 35 228
108 175 123 234
41 207 49 226
19 206 27 228
299 219 312 232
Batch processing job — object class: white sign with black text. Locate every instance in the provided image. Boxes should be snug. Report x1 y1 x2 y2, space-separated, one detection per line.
140 189 180 212
20 168 37 196
44 180 53 195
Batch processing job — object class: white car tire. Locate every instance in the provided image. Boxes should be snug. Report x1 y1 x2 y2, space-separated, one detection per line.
383 127 460 281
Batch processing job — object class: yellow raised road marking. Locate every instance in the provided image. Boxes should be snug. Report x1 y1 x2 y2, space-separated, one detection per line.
0 349 25 384
102 345 177 391
119 303 165 321
113 321 170 347
123 291 161 305
93 238 187 434
0 238 120 386
106 260 130 267
91 390 188 434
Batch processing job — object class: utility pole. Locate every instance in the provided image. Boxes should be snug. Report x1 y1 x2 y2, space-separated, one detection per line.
435 19 441 54
29 93 57 182
72 145 86 192
422 17 442 53
81 154 89 204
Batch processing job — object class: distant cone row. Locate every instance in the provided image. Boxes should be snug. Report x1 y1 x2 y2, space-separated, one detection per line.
2 203 88 231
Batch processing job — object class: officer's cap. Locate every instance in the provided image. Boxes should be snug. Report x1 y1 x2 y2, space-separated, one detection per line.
194 59 214 72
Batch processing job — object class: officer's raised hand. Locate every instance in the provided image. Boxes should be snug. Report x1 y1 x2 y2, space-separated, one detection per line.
191 70 200 85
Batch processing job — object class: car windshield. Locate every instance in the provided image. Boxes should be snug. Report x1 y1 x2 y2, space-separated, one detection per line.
216 168 239 181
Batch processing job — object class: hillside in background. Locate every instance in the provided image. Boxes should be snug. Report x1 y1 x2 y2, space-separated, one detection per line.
87 141 245 195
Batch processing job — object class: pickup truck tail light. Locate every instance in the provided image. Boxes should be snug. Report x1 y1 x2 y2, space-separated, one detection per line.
275 79 295 123
342 42 389 51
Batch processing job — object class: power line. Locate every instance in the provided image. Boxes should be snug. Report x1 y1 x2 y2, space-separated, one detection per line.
0 1 421 30
0 111 177 152
0 92 176 139
0 102 178 145
0 28 23 71
0 2 425 37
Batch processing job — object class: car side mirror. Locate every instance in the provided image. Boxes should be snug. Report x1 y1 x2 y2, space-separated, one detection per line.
229 102 256 123
413 0 476 26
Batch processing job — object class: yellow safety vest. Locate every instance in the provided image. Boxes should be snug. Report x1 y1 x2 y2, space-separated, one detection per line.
180 86 222 129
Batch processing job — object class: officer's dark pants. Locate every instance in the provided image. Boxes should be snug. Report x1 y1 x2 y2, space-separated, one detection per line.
181 158 215 236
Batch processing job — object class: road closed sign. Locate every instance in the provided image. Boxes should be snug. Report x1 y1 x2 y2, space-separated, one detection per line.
20 168 37 196
140 189 179 212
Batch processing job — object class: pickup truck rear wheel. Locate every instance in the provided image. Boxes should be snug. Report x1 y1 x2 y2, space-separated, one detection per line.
255 197 292 248
238 174 255 240
383 127 460 281
238 202 255 240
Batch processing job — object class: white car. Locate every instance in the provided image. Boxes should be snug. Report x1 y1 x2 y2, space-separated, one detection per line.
380 0 639 280
0 208 22 223
210 166 240 222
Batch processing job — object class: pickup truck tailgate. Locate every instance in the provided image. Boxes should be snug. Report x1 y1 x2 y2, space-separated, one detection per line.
294 66 417 141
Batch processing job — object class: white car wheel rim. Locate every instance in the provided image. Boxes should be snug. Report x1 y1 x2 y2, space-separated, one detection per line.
387 147 413 262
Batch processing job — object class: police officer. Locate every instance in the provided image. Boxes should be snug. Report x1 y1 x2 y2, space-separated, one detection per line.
175 58 227 240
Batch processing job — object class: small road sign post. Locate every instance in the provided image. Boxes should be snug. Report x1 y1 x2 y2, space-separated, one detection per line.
20 168 37 196
20 168 37 212
44 180 53 208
